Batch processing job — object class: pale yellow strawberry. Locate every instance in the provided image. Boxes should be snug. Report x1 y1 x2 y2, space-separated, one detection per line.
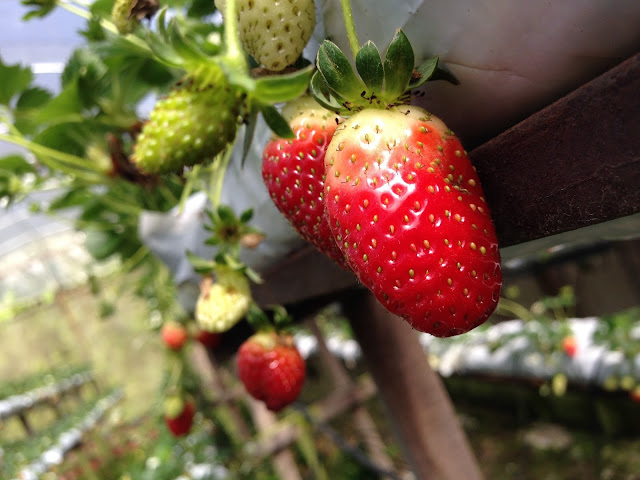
195 268 252 332
216 0 316 71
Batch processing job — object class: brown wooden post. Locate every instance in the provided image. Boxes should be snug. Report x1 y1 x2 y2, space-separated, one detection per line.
190 344 252 442
246 398 303 480
343 290 484 480
308 319 396 474
18 411 34 436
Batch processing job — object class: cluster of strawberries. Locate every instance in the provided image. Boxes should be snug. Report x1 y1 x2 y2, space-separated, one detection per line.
262 90 503 338
160 318 305 437
115 0 505 436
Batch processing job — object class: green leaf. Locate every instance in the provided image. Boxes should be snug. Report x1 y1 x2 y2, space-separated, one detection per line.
33 81 84 126
80 15 107 41
13 87 54 133
21 0 57 20
253 65 314 104
0 58 33 105
241 109 258 168
240 209 254 223
85 230 123 261
408 56 439 89
16 87 52 110
244 266 263 284
186 251 217 274
188 0 218 17
383 30 414 101
309 71 343 112
89 0 114 17
216 205 236 223
316 40 366 100
356 42 384 94
167 17 209 63
49 188 92 210
431 64 460 85
0 155 35 175
261 105 294 139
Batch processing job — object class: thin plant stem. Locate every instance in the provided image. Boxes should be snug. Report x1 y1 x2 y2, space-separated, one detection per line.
497 297 534 322
58 0 151 53
0 133 105 184
178 164 201 214
119 245 150 275
209 147 233 208
339 0 360 59
222 0 247 70
99 193 141 216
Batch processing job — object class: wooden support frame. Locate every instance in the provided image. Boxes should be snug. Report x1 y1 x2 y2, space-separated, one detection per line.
472 53 640 248
343 291 484 480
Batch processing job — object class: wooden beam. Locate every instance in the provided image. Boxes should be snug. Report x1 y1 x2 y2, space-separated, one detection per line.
252 54 640 308
472 53 640 247
344 290 484 480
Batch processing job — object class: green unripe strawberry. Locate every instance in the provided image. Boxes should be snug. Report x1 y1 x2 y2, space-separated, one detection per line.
133 81 244 174
112 0 138 34
216 0 316 71
195 268 252 333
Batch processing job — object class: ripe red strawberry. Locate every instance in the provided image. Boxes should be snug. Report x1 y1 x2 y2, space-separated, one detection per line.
324 106 502 337
262 96 347 267
164 396 195 437
630 386 640 403
561 336 577 357
237 331 306 411
161 322 188 350
194 329 223 349
215 0 316 71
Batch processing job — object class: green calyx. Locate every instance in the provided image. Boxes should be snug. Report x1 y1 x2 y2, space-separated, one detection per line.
311 29 457 115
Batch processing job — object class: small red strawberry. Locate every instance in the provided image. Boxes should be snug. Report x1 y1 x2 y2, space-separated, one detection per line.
325 107 502 337
262 96 346 267
237 331 306 411
161 322 188 350
194 329 223 349
561 336 577 358
164 395 196 437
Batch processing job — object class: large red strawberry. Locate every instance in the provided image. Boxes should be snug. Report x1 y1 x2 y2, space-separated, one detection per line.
311 31 502 336
164 396 196 437
237 331 306 411
161 321 188 350
325 107 501 336
262 96 347 267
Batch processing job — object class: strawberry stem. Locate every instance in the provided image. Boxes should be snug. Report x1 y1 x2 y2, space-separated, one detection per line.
57 0 151 53
0 132 106 184
496 297 535 322
339 0 360 59
208 147 234 209
221 0 248 72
